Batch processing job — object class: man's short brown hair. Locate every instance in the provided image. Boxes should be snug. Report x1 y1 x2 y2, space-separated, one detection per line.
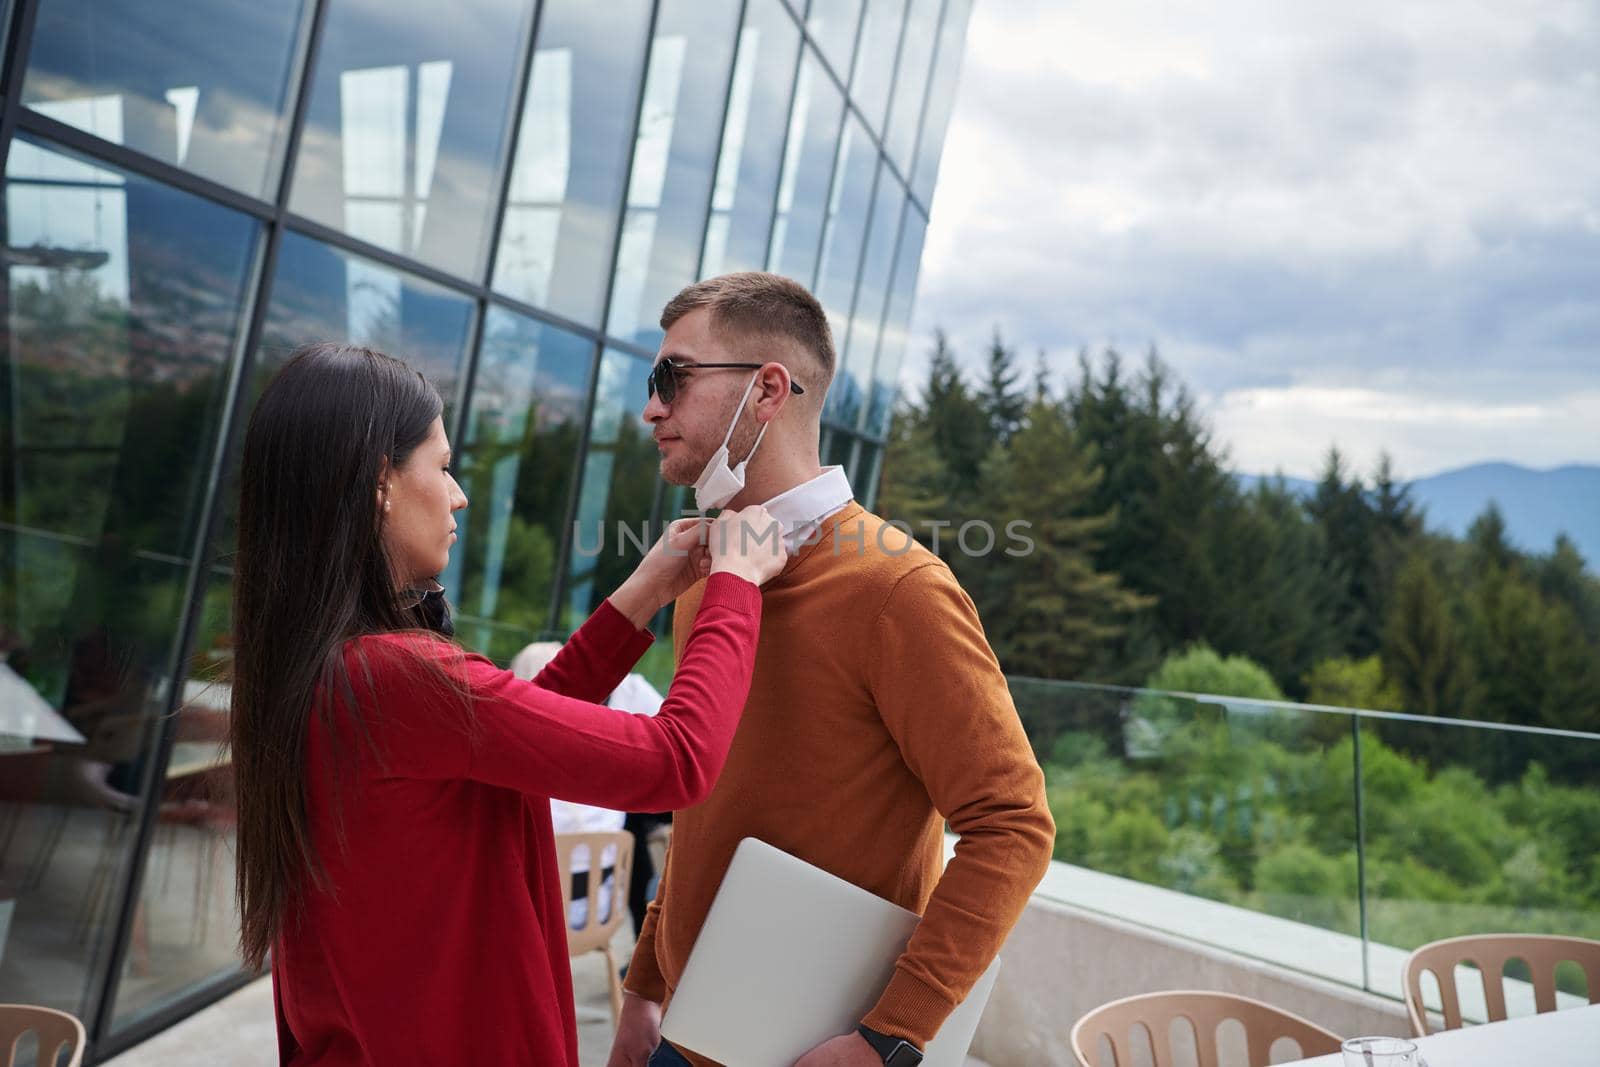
660 272 836 388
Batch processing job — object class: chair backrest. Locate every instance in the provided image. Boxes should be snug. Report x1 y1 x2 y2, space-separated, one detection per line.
554 831 634 956
0 1003 86 1067
1402 933 1600 1035
646 822 672 878
1070 990 1341 1067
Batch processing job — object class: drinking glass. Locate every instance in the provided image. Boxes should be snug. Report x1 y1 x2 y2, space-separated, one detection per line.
1342 1036 1419 1066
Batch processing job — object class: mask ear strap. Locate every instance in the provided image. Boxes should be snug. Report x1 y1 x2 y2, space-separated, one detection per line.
738 419 770 470
720 370 764 451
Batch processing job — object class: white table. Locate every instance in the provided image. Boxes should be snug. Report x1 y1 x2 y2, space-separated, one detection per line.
1281 1002 1600 1066
0 660 85 744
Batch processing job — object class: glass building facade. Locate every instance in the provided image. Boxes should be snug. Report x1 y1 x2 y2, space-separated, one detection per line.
0 0 971 1058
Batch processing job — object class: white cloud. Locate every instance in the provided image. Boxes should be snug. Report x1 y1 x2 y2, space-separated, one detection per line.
906 0 1600 477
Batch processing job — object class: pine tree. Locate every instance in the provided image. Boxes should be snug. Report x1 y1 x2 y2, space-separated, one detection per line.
976 397 1150 679
980 327 1027 446
920 330 989 501
1383 552 1476 718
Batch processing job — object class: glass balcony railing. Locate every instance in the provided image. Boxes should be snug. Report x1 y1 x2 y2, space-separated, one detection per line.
1009 678 1600 1009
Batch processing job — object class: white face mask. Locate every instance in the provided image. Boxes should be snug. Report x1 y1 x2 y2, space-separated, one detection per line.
693 371 769 512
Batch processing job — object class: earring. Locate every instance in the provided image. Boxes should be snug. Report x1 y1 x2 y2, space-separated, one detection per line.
383 499 392 513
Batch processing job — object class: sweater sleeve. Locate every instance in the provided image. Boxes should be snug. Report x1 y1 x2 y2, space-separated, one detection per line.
619 589 700 1004
355 573 762 814
860 562 1055 1048
527 596 647 704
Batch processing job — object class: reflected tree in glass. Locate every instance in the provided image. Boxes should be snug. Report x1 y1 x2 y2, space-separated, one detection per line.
445 309 594 662
0 136 257 1023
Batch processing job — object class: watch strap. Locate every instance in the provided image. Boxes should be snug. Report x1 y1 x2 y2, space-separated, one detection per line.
856 1024 924 1066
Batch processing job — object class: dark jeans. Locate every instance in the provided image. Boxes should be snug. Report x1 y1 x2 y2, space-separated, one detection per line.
647 1041 693 1067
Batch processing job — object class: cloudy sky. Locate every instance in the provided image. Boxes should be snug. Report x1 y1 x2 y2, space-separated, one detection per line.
906 0 1600 480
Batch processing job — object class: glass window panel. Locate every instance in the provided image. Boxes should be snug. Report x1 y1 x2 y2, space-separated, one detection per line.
289 0 534 280
882 0 939 174
700 0 803 279
607 0 742 349
864 203 925 438
858 441 883 508
766 49 845 285
563 349 657 629
257 230 474 408
828 166 902 431
812 113 876 339
910 0 971 206
823 427 857 472
0 137 257 1025
805 0 863 81
849 0 908 134
492 0 652 327
443 308 594 662
22 0 311 198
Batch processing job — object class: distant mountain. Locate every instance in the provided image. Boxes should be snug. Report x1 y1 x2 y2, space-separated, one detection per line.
1237 463 1600 567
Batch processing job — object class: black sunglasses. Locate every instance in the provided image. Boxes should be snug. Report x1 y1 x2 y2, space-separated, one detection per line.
646 358 806 404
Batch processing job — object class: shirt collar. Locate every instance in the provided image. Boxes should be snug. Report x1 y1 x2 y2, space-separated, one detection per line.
761 466 854 540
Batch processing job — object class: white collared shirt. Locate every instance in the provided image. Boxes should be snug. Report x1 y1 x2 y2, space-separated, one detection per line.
761 466 855 554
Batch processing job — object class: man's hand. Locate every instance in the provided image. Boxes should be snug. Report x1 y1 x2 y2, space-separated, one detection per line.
792 1032 882 1067
605 992 663 1067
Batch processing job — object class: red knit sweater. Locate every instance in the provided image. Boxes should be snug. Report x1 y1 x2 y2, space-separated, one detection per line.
271 573 762 1066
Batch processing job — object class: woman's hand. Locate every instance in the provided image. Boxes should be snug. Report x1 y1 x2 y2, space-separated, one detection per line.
708 505 787 587
610 517 713 630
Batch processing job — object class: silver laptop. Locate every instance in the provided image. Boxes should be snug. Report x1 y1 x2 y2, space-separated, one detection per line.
660 837 1001 1067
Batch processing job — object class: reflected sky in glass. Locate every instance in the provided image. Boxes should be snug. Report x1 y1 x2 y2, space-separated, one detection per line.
607 0 742 349
806 0 863 80
911 0 971 206
700 0 803 280
864 204 927 438
289 0 534 280
23 0 311 197
830 166 904 430
767 50 845 287
882 0 940 174
813 114 878 341
492 0 652 327
850 0 908 134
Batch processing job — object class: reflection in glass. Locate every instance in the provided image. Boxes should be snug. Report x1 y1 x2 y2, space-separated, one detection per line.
910 0 972 206
607 0 742 348
849 0 908 134
864 204 926 439
289 0 534 280
493 0 652 327
857 442 883 508
1016 682 1366 984
564 350 658 628
23 0 311 197
813 115 877 342
828 166 902 431
823 427 857 473
806 0 863 80
766 51 845 287
257 230 475 410
700 0 802 280
881 0 940 174
1359 717 1600 1005
0 137 256 1025
444 309 595 662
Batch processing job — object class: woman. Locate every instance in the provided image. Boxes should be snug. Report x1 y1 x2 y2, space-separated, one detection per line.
229 342 783 1066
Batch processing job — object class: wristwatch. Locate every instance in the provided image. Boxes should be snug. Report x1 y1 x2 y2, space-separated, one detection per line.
856 1024 924 1066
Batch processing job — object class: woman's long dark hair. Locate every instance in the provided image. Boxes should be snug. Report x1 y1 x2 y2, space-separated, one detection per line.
231 342 447 970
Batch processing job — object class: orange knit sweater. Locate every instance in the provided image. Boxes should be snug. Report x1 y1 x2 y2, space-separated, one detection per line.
623 504 1055 1060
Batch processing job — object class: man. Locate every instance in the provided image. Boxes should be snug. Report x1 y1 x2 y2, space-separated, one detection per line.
607 273 1054 1067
